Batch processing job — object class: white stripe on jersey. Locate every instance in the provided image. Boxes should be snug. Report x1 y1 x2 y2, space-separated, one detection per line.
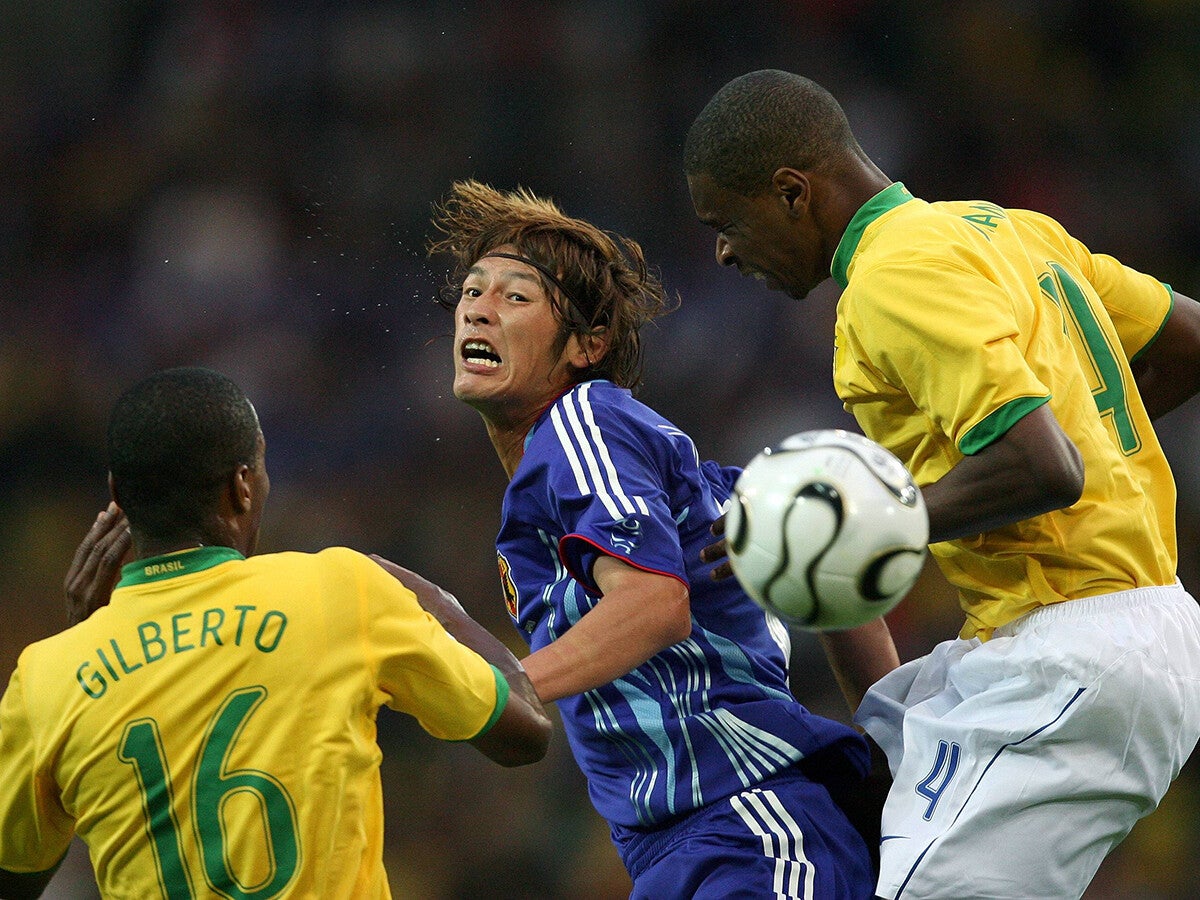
549 404 599 503
576 382 650 516
731 787 816 899
549 384 653 522
561 385 632 516
551 396 623 519
699 708 805 785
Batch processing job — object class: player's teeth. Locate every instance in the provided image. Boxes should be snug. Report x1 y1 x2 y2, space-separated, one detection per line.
463 341 501 366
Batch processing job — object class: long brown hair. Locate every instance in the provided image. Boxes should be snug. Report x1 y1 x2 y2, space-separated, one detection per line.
428 179 676 389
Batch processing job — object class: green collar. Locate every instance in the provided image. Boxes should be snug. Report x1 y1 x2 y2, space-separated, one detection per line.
831 182 914 289
117 546 245 588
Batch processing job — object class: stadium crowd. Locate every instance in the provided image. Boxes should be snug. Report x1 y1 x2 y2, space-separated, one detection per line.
2 1 1198 896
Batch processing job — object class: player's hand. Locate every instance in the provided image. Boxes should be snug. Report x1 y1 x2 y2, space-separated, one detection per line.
65 503 131 626
700 514 734 581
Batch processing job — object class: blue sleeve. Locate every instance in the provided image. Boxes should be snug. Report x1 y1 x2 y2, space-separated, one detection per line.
537 389 688 595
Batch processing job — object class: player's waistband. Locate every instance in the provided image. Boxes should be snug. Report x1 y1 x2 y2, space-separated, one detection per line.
993 580 1190 638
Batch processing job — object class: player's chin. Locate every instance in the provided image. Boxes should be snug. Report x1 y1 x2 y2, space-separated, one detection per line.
452 371 500 403
451 374 481 402
780 279 813 300
756 270 799 298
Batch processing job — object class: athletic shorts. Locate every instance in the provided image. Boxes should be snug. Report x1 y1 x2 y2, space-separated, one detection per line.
854 583 1200 900
612 768 875 899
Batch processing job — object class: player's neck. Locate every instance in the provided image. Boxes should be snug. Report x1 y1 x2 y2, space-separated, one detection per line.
134 537 208 561
133 518 245 561
486 421 529 480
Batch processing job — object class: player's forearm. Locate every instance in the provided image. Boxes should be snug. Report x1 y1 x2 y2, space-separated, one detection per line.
372 557 535 690
522 581 691 703
521 620 664 703
817 618 900 715
424 601 552 766
368 556 551 763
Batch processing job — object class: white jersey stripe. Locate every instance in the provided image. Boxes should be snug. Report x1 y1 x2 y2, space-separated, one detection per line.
577 382 650 515
549 404 596 499
559 390 626 519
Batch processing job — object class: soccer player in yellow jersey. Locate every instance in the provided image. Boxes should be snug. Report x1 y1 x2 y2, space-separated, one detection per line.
685 70 1200 899
0 367 551 899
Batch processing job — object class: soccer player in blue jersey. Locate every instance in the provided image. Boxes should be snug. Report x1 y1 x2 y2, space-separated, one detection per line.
429 180 899 899
0 367 551 899
685 70 1200 899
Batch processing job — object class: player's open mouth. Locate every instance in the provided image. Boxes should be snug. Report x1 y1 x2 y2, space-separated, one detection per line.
462 339 502 368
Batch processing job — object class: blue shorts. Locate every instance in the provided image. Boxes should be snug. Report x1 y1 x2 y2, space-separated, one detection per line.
612 770 875 899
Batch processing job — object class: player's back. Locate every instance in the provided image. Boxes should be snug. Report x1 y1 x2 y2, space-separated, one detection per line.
12 546 415 899
837 190 1178 636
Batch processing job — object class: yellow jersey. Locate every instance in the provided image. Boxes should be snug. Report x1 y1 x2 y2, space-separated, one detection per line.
832 184 1177 639
0 545 506 898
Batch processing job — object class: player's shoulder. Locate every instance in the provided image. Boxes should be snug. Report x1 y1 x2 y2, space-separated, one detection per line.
245 546 379 580
924 198 1070 240
550 378 629 413
536 380 652 438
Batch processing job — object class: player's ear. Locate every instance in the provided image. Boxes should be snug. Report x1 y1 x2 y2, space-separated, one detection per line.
228 464 255 515
571 327 610 370
772 167 809 214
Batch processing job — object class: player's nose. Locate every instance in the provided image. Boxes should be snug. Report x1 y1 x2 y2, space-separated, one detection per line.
460 291 496 324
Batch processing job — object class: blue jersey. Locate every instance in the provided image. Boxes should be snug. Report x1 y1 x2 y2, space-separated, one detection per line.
495 380 868 829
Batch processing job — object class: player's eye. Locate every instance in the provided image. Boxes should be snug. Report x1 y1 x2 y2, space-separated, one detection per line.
509 292 530 303
461 286 482 299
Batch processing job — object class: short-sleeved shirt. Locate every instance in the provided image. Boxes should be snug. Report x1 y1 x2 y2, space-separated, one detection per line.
832 183 1177 639
0 545 506 898
495 379 868 829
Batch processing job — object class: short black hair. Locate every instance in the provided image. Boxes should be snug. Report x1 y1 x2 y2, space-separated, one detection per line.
684 70 864 196
108 367 260 541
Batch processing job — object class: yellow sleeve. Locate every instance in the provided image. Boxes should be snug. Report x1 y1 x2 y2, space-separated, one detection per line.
0 660 75 873
351 554 501 742
1083 252 1173 363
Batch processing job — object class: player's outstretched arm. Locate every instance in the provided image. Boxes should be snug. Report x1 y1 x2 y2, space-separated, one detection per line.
64 503 131 626
369 556 552 767
1133 289 1200 420
519 555 692 703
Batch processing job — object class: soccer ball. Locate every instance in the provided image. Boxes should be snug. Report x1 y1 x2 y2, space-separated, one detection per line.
725 429 928 630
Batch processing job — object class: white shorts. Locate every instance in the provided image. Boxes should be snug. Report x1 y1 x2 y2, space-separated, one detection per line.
854 583 1200 900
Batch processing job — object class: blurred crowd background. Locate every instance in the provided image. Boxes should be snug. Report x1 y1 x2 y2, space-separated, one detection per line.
3 1 1199 897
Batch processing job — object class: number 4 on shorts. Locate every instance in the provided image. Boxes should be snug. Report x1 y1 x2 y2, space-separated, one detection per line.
915 740 961 821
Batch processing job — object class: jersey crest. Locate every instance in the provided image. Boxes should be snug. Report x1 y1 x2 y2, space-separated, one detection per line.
497 550 519 620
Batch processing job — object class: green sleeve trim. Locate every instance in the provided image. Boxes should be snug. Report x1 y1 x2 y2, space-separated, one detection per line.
1130 282 1173 365
468 665 510 741
959 395 1050 455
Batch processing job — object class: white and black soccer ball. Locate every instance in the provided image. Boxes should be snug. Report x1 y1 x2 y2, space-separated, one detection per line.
726 429 928 630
